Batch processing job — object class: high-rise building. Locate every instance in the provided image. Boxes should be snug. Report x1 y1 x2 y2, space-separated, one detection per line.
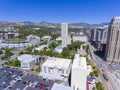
105 16 120 62
61 23 71 47
61 23 68 37
71 54 89 90
90 26 108 52
90 28 97 42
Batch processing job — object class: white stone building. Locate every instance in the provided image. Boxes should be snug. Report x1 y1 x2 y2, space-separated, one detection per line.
72 35 88 43
51 83 73 90
40 57 72 80
17 54 40 69
61 23 71 47
71 54 89 90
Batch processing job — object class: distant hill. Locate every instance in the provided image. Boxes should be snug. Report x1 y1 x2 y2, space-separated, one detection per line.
0 21 110 29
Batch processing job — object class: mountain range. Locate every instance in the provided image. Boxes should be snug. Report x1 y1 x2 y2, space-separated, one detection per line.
0 21 109 29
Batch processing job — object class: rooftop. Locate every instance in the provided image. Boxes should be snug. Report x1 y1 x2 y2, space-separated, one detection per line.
51 83 73 90
72 54 87 69
17 54 39 63
42 36 51 39
35 45 48 51
54 45 64 53
42 57 71 69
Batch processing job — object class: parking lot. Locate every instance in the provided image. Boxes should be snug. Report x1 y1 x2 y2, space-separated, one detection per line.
0 66 55 90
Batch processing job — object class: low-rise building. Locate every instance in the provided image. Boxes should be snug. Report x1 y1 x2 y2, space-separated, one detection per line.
40 57 72 80
17 54 40 69
54 45 65 53
0 35 40 48
42 36 51 42
34 45 48 51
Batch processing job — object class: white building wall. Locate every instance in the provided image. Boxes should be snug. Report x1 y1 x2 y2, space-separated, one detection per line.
71 68 88 90
61 23 71 47
73 36 88 42
41 65 70 76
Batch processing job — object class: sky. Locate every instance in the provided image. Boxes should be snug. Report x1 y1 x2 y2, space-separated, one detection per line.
0 0 120 24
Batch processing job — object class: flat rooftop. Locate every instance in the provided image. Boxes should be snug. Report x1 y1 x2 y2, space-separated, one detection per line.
17 54 39 63
35 45 48 51
42 57 72 69
72 54 87 69
51 83 73 90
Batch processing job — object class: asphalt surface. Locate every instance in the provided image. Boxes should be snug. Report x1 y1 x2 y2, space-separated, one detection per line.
0 66 55 90
89 42 114 90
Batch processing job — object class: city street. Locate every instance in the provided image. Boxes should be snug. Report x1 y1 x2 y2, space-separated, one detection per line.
89 42 116 90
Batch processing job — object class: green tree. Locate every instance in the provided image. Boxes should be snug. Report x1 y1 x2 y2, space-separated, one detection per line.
86 45 89 54
0 50 3 54
89 72 94 77
62 48 69 58
5 49 13 58
96 81 104 90
26 46 34 52
35 67 41 72
93 65 97 69
94 69 99 77
49 42 59 49
13 59 21 67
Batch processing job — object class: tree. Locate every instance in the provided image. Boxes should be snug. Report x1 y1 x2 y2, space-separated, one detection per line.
5 59 20 67
32 50 39 55
96 81 104 90
49 42 58 49
5 49 13 58
13 59 21 67
84 55 89 61
0 50 3 54
94 69 99 77
89 72 94 77
62 48 69 58
35 67 41 72
93 65 96 69
26 46 34 52
86 45 89 54
67 44 73 50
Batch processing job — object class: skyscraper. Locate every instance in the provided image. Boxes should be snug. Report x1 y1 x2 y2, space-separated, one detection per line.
61 23 71 47
105 16 120 62
61 23 68 37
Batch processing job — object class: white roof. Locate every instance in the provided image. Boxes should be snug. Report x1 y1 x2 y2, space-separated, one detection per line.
42 57 71 69
56 37 62 40
51 83 73 90
54 45 64 53
17 54 33 61
42 36 51 39
35 45 48 51
21 58 35 63
72 54 87 70
17 54 38 63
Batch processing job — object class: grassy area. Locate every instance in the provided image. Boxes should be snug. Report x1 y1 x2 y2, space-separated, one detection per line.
31 66 41 72
4 59 21 68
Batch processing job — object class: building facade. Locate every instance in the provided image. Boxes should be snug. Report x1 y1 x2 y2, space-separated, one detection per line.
41 57 72 77
61 23 71 47
90 26 108 52
71 54 89 90
105 16 120 62
72 35 88 43
17 54 40 69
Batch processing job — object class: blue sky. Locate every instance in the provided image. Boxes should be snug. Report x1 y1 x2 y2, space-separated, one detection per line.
0 0 120 24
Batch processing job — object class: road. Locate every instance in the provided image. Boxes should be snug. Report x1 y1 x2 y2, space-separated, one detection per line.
89 42 114 90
